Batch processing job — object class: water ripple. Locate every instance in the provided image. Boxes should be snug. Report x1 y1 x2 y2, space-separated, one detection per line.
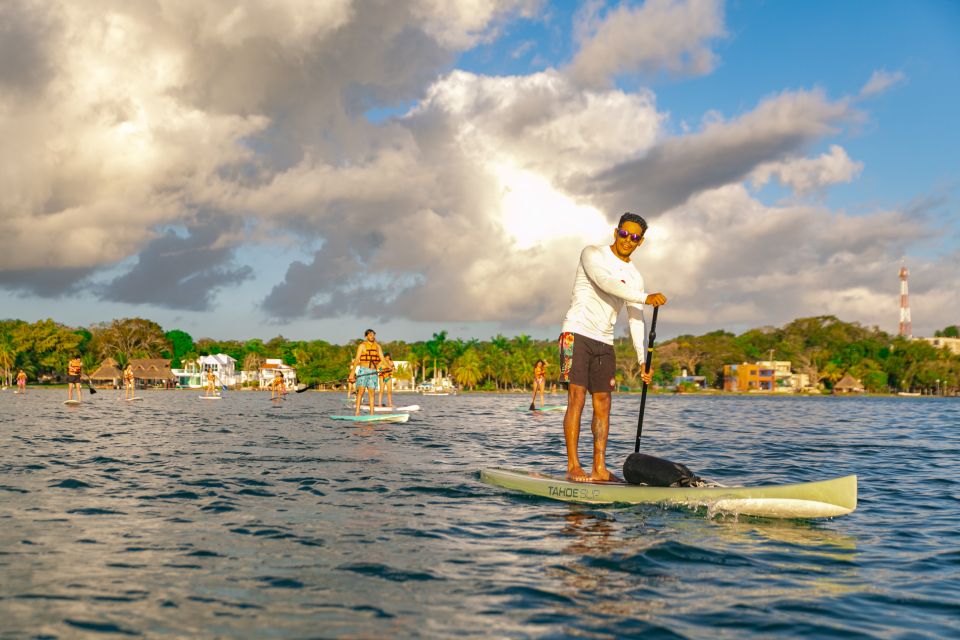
0 391 957 637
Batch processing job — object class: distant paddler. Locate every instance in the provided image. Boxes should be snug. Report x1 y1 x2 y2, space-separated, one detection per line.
270 371 287 400
66 355 84 403
347 329 384 416
123 364 136 400
16 369 27 394
204 370 220 397
559 212 666 483
378 352 395 408
529 359 547 411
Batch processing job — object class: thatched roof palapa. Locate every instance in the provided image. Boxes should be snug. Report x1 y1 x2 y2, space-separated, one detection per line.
833 374 865 393
90 357 123 381
129 358 175 381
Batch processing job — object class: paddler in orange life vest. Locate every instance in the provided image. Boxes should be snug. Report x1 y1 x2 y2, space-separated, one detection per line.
205 370 218 397
67 355 84 402
17 369 27 394
348 329 384 416
123 364 135 400
270 371 286 399
378 352 395 408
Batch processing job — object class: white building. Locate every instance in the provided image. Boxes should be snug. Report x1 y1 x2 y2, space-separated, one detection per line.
922 336 960 355
258 358 297 389
199 354 240 387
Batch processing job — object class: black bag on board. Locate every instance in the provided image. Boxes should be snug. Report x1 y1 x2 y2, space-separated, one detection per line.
623 453 702 487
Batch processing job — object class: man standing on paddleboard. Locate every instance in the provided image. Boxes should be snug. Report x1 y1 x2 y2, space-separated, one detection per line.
348 329 385 416
559 212 666 482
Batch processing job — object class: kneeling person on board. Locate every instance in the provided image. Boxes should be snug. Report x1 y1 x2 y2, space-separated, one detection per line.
559 212 666 483
67 355 83 402
348 329 384 416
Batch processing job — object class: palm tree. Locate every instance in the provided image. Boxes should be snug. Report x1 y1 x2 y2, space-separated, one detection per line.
453 349 482 390
0 339 14 387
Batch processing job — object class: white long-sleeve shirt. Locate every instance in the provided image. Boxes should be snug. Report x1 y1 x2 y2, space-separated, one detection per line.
561 245 648 363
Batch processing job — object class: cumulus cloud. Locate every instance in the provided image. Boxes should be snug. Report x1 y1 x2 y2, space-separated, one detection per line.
633 184 954 336
258 69 663 322
568 0 726 87
0 0 527 301
860 69 906 97
751 145 864 196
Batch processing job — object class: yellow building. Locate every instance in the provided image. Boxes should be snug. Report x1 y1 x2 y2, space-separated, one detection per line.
723 363 776 392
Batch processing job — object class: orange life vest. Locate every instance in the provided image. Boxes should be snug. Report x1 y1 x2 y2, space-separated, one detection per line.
358 343 381 368
68 359 82 376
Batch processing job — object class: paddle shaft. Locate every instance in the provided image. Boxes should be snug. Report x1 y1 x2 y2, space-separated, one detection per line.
633 305 659 453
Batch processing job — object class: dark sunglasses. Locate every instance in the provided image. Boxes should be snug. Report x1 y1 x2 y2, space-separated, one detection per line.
616 228 643 242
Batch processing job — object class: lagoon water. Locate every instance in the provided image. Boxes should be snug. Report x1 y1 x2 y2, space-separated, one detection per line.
1 390 958 638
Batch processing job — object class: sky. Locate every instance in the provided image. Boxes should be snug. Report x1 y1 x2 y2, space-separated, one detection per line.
1 0 958 344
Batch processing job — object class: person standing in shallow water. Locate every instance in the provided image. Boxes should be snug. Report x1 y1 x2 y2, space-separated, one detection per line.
348 329 384 416
559 212 666 483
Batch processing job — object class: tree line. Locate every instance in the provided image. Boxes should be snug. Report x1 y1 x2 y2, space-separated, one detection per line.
1 316 957 394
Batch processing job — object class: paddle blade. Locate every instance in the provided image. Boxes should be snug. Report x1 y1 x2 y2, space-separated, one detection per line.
623 453 701 487
295 383 311 393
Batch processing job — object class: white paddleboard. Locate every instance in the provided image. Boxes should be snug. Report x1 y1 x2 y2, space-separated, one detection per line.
124 397 144 402
63 400 82 406
199 395 222 400
330 413 410 423
365 404 420 413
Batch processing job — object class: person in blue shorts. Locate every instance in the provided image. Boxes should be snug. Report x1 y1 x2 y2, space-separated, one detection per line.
348 329 384 416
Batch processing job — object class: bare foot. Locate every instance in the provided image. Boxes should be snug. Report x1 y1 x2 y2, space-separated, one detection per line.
590 468 621 483
566 466 590 483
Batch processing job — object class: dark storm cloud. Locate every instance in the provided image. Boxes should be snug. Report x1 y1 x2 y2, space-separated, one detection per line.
575 89 854 215
99 216 252 311
0 266 95 297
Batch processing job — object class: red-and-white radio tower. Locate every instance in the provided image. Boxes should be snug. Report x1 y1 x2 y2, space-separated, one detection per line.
899 263 912 338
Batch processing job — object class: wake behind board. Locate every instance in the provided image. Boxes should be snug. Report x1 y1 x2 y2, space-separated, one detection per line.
479 468 857 519
63 400 82 406
522 405 567 412
330 413 410 424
